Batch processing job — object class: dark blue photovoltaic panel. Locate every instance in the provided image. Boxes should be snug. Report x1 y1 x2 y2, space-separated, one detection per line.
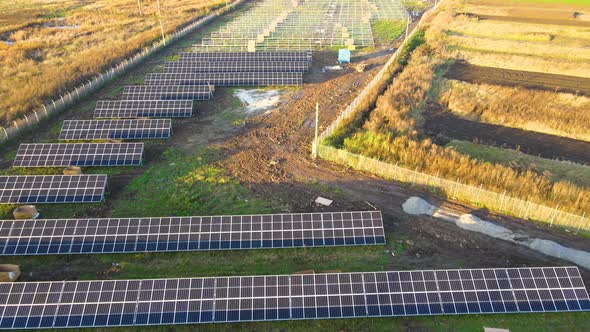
13 143 143 167
164 61 309 73
0 211 385 255
59 120 171 140
179 51 312 63
144 72 303 86
121 85 212 101
0 175 107 204
94 100 193 118
0 267 587 329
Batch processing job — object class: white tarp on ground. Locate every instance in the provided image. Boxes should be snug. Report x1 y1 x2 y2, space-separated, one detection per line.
233 89 281 113
402 197 590 270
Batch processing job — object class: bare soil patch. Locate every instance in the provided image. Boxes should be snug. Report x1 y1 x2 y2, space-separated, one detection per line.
445 62 590 96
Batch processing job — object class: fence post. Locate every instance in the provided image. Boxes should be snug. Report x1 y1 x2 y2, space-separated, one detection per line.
575 212 586 234
475 184 482 205
550 205 559 227
523 201 532 220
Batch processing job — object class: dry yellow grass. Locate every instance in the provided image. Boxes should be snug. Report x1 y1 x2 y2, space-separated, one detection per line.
448 34 590 62
0 0 231 126
424 0 590 77
460 3 590 19
440 79 590 142
454 50 590 77
445 16 590 46
342 47 590 213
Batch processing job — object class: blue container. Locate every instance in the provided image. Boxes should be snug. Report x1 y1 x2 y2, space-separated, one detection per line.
338 49 351 63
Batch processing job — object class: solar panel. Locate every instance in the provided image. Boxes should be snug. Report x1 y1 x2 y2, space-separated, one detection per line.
180 51 312 63
59 119 172 140
0 267 588 329
13 143 144 167
121 85 213 101
164 61 310 73
144 72 303 86
94 100 193 118
0 175 107 204
0 211 385 255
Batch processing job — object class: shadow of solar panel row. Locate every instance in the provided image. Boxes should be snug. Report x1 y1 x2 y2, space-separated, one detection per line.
59 120 172 140
13 143 144 167
144 72 303 86
121 85 213 101
0 267 587 329
180 51 312 64
164 61 310 73
0 175 107 204
94 100 193 118
0 211 384 255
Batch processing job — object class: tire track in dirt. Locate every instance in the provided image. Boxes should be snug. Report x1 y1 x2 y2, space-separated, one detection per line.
424 109 590 165
445 62 590 96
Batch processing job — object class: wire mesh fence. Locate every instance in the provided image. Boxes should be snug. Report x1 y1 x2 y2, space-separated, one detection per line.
0 0 246 143
318 145 589 233
315 0 589 233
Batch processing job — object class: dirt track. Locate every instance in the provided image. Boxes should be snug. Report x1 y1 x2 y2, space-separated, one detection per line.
445 62 590 96
460 13 590 28
423 109 590 165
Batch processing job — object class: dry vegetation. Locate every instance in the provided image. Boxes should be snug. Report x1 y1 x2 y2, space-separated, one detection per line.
341 46 590 214
325 0 590 215
439 80 590 142
0 0 230 126
435 6 590 77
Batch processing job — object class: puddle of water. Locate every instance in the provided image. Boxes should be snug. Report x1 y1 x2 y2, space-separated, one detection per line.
233 89 281 114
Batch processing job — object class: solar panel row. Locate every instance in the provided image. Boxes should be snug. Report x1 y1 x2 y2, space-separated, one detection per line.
13 143 143 167
59 119 171 140
94 100 193 118
0 211 385 255
0 175 107 204
180 51 312 63
121 85 213 101
0 267 587 329
144 72 303 86
164 61 309 73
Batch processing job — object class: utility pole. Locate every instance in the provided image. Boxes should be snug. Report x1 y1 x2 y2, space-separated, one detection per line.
137 0 142 15
313 103 319 159
157 0 166 45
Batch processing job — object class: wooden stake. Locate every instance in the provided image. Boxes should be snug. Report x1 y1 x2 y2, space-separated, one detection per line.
157 0 166 45
314 103 319 159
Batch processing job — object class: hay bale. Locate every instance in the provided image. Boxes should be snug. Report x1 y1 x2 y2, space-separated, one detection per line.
63 166 82 175
13 205 38 220
0 265 20 282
